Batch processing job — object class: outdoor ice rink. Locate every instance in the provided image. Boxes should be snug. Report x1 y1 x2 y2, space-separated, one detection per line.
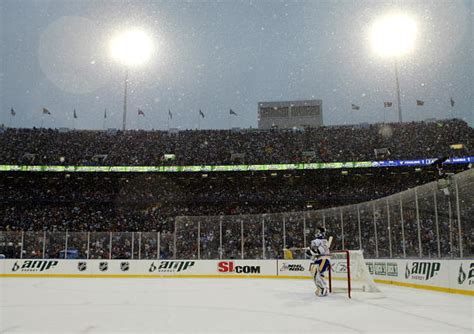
0 278 472 333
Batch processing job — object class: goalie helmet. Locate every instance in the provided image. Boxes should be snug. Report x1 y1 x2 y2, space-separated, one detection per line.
315 226 326 239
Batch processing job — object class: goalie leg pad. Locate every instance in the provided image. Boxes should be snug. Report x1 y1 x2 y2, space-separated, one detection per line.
313 263 328 290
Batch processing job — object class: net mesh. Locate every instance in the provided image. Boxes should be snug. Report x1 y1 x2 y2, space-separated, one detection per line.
330 250 381 293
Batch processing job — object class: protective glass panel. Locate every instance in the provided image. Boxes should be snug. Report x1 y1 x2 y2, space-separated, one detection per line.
388 195 405 258
243 215 263 259
264 213 283 259
222 215 242 260
175 217 198 259
44 232 66 259
285 212 304 249
111 232 132 259
200 216 221 259
323 208 342 250
435 186 455 258
373 199 390 258
456 173 474 258
159 218 175 259
140 232 159 260
358 203 375 258
401 189 420 258
304 211 324 248
0 231 22 258
417 185 438 258
67 232 88 259
342 206 359 251
23 231 45 259
89 232 110 259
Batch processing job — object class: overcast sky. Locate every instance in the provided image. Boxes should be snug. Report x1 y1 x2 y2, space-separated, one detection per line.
0 0 472 130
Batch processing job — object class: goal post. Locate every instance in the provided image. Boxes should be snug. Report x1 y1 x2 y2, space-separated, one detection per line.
328 249 381 298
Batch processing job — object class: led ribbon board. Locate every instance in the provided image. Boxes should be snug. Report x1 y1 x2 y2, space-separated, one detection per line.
0 157 472 173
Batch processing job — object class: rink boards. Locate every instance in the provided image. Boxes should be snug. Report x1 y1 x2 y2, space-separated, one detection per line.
0 258 472 296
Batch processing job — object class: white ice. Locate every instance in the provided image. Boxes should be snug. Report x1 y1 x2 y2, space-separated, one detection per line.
0 278 472 333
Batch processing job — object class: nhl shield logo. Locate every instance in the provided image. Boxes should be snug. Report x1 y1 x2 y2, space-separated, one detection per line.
77 262 87 272
120 262 130 272
99 262 108 272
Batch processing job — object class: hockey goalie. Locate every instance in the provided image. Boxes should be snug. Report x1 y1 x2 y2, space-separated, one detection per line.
306 227 331 297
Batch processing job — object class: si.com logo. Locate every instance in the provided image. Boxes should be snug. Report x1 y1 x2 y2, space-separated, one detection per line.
218 261 260 274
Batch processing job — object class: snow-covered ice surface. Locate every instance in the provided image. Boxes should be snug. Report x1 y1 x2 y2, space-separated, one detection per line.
0 278 472 333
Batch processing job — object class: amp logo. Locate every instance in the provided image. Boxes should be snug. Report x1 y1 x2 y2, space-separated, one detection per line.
458 263 474 285
12 260 58 272
218 261 260 274
405 262 440 280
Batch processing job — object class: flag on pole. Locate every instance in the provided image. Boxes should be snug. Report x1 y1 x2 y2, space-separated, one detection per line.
384 102 393 107
168 109 173 119
416 100 424 106
450 97 455 107
42 108 51 115
104 109 107 119
351 104 360 110
199 109 205 118
229 109 237 116
138 109 145 116
11 108 16 116
73 109 78 119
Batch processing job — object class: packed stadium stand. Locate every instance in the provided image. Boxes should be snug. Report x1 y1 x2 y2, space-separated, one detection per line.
0 119 473 260
1 119 472 165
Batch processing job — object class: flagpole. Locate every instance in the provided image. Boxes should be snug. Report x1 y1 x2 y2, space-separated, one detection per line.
450 99 454 119
122 69 129 131
9 114 12 128
41 114 44 128
394 59 403 123
198 112 201 130
103 109 106 130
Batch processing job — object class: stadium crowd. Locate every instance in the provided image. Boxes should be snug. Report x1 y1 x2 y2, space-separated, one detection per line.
1 119 472 166
1 167 471 259
0 170 435 232
0 204 465 260
0 119 472 259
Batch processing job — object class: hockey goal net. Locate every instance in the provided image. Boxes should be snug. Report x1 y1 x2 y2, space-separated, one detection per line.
328 250 381 298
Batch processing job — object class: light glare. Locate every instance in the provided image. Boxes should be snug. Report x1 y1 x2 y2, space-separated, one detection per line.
110 30 154 67
370 14 417 58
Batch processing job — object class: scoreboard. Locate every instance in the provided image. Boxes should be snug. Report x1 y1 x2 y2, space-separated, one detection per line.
258 99 323 129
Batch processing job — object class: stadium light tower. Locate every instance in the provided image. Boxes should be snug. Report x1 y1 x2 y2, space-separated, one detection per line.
370 14 417 123
110 29 154 131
